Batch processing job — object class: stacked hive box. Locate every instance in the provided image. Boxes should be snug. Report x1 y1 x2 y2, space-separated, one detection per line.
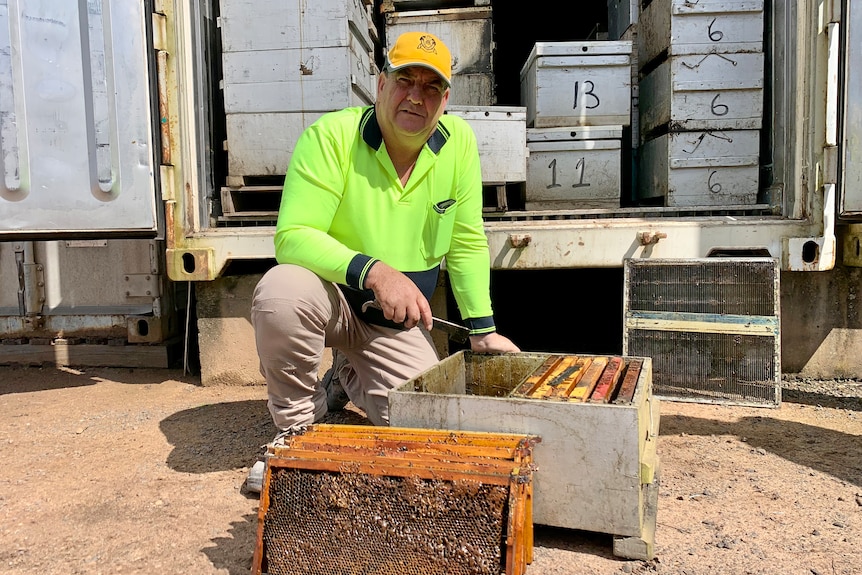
445 106 528 212
637 0 765 207
218 0 379 216
383 2 527 211
520 41 633 210
383 2 496 106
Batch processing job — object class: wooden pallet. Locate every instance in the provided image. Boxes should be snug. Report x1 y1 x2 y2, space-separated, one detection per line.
220 185 282 218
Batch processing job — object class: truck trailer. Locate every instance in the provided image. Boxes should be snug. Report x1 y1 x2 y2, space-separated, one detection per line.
1 0 860 388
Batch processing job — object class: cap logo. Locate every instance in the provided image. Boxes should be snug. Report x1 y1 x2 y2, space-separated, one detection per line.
417 35 438 54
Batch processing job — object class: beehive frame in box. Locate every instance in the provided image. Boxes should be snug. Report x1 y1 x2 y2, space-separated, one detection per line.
251 424 539 575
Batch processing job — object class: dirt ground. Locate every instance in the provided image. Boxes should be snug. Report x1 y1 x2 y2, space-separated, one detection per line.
0 365 860 575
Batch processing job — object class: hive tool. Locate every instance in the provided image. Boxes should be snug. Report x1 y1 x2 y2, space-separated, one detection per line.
360 300 470 343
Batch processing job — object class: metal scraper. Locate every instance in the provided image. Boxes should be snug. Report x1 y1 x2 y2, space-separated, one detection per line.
360 300 470 343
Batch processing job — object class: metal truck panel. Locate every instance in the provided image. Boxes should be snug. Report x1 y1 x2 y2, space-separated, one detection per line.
0 239 169 340
159 0 834 280
841 1 862 216
0 0 157 235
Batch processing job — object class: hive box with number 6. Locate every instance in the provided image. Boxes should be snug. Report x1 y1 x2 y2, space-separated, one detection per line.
520 41 633 128
639 52 764 137
526 126 623 210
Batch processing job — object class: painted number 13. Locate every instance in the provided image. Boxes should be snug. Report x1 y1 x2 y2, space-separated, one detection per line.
573 81 601 110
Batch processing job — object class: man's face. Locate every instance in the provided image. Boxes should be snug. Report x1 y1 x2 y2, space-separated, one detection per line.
376 66 449 140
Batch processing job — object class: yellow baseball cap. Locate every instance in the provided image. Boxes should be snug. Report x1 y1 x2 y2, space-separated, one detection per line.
386 31 452 86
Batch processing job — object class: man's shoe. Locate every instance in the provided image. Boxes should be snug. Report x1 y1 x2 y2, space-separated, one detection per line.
245 460 266 494
321 350 350 411
245 426 309 494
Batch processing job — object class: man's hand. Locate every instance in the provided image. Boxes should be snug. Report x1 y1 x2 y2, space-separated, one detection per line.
364 261 433 330
469 332 520 354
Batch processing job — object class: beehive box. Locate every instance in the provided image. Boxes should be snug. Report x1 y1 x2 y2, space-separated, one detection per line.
639 0 765 69
519 41 633 128
251 424 538 575
219 0 376 53
389 351 660 560
525 126 623 210
222 33 377 114
224 112 326 188
384 7 495 106
639 130 760 206
639 52 764 136
445 106 528 184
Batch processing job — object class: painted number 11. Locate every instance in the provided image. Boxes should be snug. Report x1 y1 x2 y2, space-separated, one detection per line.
546 158 591 189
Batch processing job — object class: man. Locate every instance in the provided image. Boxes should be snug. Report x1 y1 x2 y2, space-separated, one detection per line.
251 31 519 436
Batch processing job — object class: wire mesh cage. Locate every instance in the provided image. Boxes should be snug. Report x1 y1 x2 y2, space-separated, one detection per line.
624 257 781 407
251 424 539 575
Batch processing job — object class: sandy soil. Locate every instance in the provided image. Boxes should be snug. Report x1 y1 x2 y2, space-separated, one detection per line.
0 365 860 575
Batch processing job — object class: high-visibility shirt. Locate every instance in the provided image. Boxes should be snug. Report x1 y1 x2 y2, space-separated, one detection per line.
274 106 496 334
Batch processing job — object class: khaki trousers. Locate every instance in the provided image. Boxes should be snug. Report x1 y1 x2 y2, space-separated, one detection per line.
251 264 439 430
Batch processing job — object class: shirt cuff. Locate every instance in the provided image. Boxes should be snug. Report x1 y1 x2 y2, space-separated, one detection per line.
464 316 496 336
346 254 379 290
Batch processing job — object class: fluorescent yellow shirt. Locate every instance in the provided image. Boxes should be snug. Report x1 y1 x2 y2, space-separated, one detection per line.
274 106 496 334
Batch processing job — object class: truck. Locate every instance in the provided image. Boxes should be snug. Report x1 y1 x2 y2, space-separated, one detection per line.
1 0 860 390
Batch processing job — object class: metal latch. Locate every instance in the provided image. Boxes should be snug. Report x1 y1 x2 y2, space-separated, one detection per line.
14 243 45 318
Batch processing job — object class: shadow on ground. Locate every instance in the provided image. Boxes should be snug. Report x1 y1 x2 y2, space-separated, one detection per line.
782 388 862 411
160 401 372 474
160 399 274 473
0 365 198 395
661 414 862 488
532 525 619 558
204 513 259 575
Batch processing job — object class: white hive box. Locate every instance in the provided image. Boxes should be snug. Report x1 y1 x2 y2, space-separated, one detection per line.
389 351 660 561
445 106 527 184
520 41 633 129
384 7 495 106
219 0 376 53
638 130 760 206
639 51 764 137
225 112 325 185
639 0 765 68
222 32 377 114
525 126 623 210
219 0 379 181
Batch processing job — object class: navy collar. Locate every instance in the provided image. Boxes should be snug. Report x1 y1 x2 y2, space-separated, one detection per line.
360 106 448 155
